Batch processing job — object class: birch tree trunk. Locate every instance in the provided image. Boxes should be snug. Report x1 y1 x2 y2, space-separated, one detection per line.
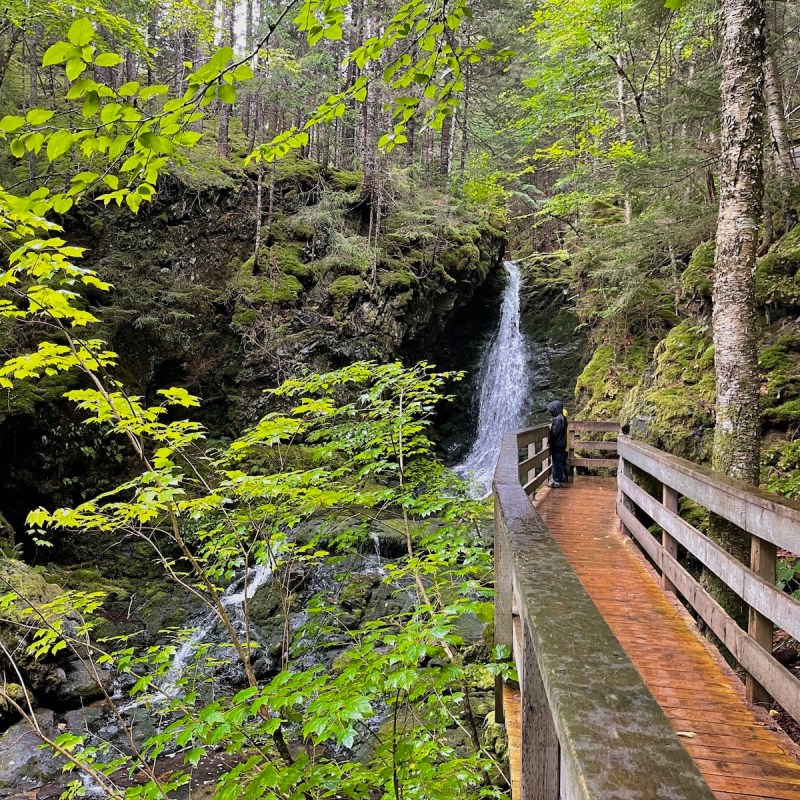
706 0 766 653
763 52 796 180
217 0 235 158
616 49 633 225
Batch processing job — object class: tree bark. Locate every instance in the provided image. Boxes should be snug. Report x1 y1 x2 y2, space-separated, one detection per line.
763 52 796 180
217 0 235 158
616 50 633 224
706 0 766 631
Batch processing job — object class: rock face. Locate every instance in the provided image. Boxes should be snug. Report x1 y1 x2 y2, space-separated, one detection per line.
0 159 505 539
574 226 800 495
0 710 65 793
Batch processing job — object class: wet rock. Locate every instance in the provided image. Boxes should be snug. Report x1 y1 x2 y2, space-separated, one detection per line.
0 710 66 791
53 661 114 707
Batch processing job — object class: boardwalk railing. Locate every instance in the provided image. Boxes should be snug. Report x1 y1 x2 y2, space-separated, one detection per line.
494 423 714 800
618 435 800 721
517 419 619 496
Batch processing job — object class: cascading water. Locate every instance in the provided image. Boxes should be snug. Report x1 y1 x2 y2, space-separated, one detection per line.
118 561 276 710
455 260 530 495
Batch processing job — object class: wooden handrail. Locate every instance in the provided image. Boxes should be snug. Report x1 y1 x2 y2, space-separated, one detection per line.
493 425 714 800
618 435 800 718
515 419 620 497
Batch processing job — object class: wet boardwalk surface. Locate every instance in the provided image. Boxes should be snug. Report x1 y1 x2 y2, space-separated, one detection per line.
532 477 800 800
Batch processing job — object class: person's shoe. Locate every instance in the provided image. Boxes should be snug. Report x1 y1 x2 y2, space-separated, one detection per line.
547 480 565 488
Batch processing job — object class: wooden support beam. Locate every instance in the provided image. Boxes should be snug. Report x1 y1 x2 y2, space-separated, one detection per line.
748 536 777 708
662 484 679 594
520 626 559 800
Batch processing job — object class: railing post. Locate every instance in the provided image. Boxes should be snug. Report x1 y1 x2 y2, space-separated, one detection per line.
541 435 549 477
527 441 536 486
520 625 559 800
661 485 679 594
618 455 633 536
747 536 777 707
494 496 513 724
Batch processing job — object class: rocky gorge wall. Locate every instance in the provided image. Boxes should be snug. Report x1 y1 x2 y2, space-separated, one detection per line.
573 224 800 497
0 157 506 541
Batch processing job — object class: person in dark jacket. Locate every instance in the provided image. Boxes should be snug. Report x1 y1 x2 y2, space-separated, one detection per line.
546 400 568 487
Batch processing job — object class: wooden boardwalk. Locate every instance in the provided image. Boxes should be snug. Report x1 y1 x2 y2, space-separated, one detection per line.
528 477 800 800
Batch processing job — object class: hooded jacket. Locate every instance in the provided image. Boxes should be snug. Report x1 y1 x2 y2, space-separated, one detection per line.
547 400 568 451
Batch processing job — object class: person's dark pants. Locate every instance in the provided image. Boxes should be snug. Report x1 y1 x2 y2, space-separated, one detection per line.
551 448 568 484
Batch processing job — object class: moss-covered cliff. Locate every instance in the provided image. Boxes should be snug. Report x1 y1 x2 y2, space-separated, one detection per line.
573 223 800 495
0 158 505 536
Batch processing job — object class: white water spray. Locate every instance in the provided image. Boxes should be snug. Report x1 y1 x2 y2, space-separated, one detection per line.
118 561 275 709
455 260 529 495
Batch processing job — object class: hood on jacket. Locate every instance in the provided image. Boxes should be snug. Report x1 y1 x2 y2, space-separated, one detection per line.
546 400 564 416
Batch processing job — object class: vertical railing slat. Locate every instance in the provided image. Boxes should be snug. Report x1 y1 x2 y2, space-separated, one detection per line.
520 623 560 800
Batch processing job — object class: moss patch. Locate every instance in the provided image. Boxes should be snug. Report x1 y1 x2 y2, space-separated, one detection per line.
575 341 648 420
756 225 800 307
759 331 800 422
680 240 714 302
377 270 416 292
329 275 367 302
621 322 715 461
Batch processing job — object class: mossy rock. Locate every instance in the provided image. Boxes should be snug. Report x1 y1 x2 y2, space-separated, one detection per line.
763 439 800 498
233 254 304 306
285 218 315 240
272 157 323 184
255 273 303 304
329 275 368 302
328 167 362 192
232 308 259 329
586 196 625 226
0 369 78 423
759 332 800 418
56 566 129 600
0 558 62 623
756 225 800 307
575 341 648 420
170 154 242 192
377 270 416 291
621 322 715 461
680 240 714 301
439 243 482 274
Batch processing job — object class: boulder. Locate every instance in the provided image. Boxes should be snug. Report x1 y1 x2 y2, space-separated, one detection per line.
0 710 66 792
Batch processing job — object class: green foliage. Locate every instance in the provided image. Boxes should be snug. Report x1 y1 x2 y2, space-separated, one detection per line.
0 11 519 795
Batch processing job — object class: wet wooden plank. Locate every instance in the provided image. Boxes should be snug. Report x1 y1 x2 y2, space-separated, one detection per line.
536 477 800 800
569 456 619 468
619 436 800 555
503 684 521 799
571 439 619 450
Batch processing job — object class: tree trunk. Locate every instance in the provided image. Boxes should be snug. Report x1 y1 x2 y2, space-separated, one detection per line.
341 0 363 169
252 163 264 276
0 26 22 93
616 50 633 224
439 113 453 176
706 0 766 634
763 52 796 180
459 63 470 185
242 0 254 138
217 0 235 158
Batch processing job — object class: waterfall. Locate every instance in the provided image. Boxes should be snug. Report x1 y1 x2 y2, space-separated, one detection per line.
455 260 529 495
119 561 275 709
